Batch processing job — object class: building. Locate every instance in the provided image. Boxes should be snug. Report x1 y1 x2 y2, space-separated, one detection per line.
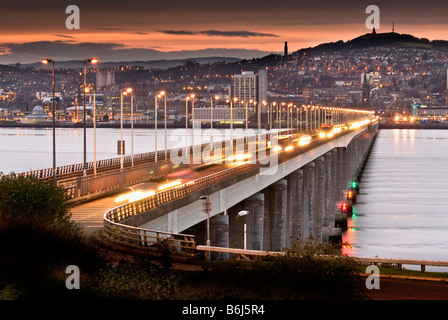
20 106 51 124
361 71 381 87
96 69 115 89
234 71 257 104
193 106 246 123
417 106 448 119
362 72 370 100
233 70 268 124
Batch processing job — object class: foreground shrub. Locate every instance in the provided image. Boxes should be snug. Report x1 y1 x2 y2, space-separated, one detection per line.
177 239 368 300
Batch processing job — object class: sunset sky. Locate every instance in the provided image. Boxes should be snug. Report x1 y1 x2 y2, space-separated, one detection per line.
1 0 448 64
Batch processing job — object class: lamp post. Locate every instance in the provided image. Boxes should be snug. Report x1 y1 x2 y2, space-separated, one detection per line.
85 87 97 176
41 58 56 185
211 96 218 145
238 210 249 250
164 92 167 160
186 96 190 150
82 58 98 176
155 91 166 162
119 88 133 170
131 90 134 166
185 93 195 151
245 100 248 142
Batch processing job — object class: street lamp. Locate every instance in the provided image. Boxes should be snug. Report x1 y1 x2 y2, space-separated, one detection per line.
41 58 56 185
211 96 219 144
119 88 133 170
83 58 98 176
185 93 195 151
155 90 166 162
85 87 97 176
238 210 249 250
121 88 133 167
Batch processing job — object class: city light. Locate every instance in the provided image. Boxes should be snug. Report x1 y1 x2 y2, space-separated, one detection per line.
158 180 182 191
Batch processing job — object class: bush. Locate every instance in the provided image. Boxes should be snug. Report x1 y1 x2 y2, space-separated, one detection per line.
0 174 74 228
177 238 368 300
92 259 178 300
0 175 104 298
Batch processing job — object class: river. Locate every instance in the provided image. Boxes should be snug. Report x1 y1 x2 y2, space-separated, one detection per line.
0 126 253 174
343 129 448 271
2 126 448 269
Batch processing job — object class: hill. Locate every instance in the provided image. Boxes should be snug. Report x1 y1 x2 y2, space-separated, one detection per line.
294 30 448 55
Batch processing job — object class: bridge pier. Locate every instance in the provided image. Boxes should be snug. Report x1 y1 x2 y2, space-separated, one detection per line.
118 124 380 259
209 214 229 260
287 169 303 247
262 179 287 251
303 162 315 240
243 193 265 251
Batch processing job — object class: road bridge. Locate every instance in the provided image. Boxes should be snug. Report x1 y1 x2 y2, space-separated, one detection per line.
97 119 378 258
11 108 378 259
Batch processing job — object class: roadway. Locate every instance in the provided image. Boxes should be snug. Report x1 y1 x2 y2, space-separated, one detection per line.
70 163 241 233
71 120 375 234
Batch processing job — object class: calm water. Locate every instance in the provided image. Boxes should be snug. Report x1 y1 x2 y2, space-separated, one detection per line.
0 126 255 174
2 127 448 268
343 129 448 270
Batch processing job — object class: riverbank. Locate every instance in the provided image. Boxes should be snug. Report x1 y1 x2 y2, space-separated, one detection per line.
0 121 251 129
379 122 448 129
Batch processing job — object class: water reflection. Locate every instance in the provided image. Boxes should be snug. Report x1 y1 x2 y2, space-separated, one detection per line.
343 129 448 272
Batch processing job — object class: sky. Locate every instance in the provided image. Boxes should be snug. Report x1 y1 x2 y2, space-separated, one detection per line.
1 0 448 64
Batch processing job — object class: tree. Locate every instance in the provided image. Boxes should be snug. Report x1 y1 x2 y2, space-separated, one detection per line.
0 174 74 228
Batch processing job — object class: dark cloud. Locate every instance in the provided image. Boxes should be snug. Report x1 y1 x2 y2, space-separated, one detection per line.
159 30 279 37
0 41 272 64
54 34 76 39
159 30 196 35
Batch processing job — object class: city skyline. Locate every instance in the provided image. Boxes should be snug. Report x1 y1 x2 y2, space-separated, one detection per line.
1 1 448 64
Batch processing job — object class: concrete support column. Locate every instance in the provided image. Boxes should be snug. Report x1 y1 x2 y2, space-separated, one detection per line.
314 157 325 241
335 147 345 201
243 193 265 251
287 170 302 247
210 214 229 260
271 179 287 251
329 150 338 228
228 202 245 250
262 179 287 251
302 163 315 240
321 153 333 244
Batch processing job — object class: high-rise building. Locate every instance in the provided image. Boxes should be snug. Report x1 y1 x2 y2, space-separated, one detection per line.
233 70 268 104
234 71 257 104
233 69 269 128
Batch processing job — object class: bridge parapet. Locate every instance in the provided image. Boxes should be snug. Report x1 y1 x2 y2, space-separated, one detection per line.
101 122 379 254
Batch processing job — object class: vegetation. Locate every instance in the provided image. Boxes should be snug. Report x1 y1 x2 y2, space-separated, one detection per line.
177 239 368 300
0 175 369 300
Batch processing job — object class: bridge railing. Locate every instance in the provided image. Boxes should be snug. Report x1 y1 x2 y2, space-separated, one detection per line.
196 246 448 273
8 128 296 183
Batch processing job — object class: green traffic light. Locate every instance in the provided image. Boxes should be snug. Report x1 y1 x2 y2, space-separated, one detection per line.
351 181 357 188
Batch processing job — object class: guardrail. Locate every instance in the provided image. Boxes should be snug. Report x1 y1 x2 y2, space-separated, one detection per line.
10 129 293 183
102 162 261 254
196 246 448 272
101 122 378 254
